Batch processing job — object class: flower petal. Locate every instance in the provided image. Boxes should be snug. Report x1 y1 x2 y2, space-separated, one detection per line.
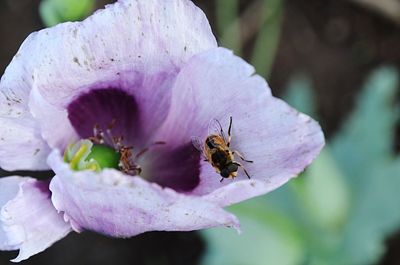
142 142 201 192
0 115 50 171
28 86 78 151
29 0 215 149
65 72 176 148
0 177 21 251
1 0 216 165
31 71 177 150
0 34 51 170
156 48 325 203
48 150 239 237
34 0 216 106
0 176 71 262
203 179 286 207
0 24 62 172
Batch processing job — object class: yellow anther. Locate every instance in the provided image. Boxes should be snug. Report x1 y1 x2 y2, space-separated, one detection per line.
65 140 93 171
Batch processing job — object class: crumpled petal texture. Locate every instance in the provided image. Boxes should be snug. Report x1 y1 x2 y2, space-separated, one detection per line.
155 47 325 204
48 150 239 237
0 177 71 262
0 0 217 168
47 47 324 238
28 0 217 152
0 116 50 171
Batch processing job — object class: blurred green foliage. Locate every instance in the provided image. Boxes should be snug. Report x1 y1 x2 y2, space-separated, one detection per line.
201 67 400 265
39 0 95 27
216 0 283 77
216 0 241 55
250 0 283 78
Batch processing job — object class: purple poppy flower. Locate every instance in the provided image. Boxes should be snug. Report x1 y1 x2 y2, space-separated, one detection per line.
0 0 324 262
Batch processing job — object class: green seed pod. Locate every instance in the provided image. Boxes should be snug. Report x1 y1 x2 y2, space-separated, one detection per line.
64 140 120 172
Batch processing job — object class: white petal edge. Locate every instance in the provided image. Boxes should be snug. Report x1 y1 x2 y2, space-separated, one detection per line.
48 150 239 237
0 0 216 170
0 176 71 262
31 0 217 106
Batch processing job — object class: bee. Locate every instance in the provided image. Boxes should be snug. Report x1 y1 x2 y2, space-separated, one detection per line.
192 117 253 182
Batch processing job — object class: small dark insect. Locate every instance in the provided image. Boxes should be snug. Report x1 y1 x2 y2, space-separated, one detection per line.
90 120 165 175
192 117 253 182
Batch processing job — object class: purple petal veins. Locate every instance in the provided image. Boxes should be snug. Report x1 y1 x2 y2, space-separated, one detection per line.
67 87 201 191
68 88 140 144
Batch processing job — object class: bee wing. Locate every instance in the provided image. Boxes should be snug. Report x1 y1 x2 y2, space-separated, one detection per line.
208 118 227 142
191 136 205 154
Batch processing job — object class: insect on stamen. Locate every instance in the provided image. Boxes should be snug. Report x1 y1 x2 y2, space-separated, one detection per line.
65 119 166 176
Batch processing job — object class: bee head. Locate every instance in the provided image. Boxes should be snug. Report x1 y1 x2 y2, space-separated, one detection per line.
227 163 238 173
220 168 230 178
220 163 238 178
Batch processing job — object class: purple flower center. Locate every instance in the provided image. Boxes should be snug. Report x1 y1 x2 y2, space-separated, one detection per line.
67 88 200 192
68 88 140 145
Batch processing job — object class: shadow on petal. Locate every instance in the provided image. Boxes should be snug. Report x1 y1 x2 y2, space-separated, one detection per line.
148 143 201 192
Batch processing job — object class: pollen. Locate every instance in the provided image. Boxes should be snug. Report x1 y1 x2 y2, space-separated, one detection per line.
63 121 164 175
63 139 120 172
63 120 142 175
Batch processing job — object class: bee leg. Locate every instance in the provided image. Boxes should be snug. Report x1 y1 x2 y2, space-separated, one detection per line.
126 164 142 175
243 168 251 179
220 177 224 182
232 150 253 163
233 162 251 179
135 165 142 175
227 116 233 147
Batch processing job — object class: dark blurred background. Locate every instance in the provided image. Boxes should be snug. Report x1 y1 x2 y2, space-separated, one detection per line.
0 0 400 264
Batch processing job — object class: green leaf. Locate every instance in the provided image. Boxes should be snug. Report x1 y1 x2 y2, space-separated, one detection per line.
331 160 400 265
40 0 95 27
250 0 284 77
39 0 63 27
216 0 241 55
331 66 399 192
292 148 350 231
201 198 304 265
327 66 400 264
283 74 316 118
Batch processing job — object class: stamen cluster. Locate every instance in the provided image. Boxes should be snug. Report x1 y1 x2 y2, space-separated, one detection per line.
64 123 141 175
